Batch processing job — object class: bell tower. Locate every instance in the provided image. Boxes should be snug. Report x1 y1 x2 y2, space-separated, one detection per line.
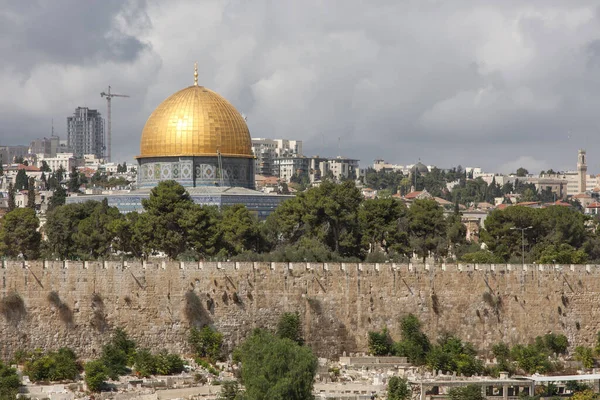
578 149 587 194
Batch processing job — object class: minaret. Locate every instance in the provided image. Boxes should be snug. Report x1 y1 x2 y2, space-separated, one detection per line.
578 149 587 194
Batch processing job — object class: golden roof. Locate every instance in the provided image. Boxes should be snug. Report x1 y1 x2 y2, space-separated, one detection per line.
138 70 252 159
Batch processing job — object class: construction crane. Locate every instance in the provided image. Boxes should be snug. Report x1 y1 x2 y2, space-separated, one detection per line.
100 86 130 162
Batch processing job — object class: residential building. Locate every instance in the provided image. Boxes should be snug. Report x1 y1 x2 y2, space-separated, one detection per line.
252 138 303 176
328 157 359 181
0 145 29 165
273 156 310 182
29 136 59 158
67 107 105 158
39 153 77 172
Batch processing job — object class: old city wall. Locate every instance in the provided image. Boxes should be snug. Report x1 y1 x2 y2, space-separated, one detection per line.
1 261 600 360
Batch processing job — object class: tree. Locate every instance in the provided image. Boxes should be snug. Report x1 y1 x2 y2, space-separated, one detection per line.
100 328 137 379
218 381 244 400
516 167 529 177
181 205 220 259
142 180 194 259
392 314 430 365
426 334 483 376
268 180 363 257
0 163 3 176
15 168 28 190
447 385 485 400
387 376 410 400
575 346 595 369
68 167 80 193
27 177 36 209
218 204 262 257
368 328 393 356
359 198 409 257
571 390 600 400
7 183 16 212
72 199 122 259
0 360 20 399
24 348 79 382
14 156 24 164
84 360 107 392
40 161 51 172
48 185 66 211
0 208 41 259
408 199 448 261
235 329 317 400
277 312 304 345
189 326 223 363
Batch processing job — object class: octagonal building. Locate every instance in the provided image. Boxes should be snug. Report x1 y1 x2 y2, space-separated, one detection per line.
137 68 255 189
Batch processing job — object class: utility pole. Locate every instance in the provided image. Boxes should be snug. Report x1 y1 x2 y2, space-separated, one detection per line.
100 86 130 162
510 226 533 267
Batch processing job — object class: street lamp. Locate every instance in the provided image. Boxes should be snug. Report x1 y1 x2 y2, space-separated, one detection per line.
510 226 533 266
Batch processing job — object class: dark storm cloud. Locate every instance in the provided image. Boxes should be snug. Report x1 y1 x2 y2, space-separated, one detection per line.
3 0 600 173
0 0 150 70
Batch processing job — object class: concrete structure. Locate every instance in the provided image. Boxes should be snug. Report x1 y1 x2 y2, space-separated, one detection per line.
29 136 59 158
0 145 29 166
4 261 600 361
329 157 359 181
252 138 303 176
67 107 105 158
37 153 77 173
578 149 588 194
274 156 310 182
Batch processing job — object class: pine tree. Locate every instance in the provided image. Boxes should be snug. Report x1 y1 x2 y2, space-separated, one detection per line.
40 172 47 190
7 182 16 211
15 168 28 190
27 177 36 209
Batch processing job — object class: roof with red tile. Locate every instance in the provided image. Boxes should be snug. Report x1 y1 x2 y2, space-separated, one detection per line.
403 191 423 199
586 202 600 209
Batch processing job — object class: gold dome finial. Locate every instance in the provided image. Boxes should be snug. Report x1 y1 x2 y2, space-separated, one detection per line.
194 62 198 86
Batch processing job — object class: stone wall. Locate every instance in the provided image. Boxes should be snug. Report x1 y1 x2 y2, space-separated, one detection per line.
1 261 599 360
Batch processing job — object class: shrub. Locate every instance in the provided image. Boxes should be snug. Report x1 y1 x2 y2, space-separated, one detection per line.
0 361 20 399
448 384 485 400
154 351 185 375
276 312 304 345
217 380 243 400
84 360 107 392
24 347 79 382
189 326 223 363
543 333 568 355
134 349 155 378
100 328 137 379
368 328 392 356
388 376 410 400
575 346 595 369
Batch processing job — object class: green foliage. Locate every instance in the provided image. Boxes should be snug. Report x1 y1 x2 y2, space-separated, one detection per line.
426 334 483 376
368 327 393 356
23 348 79 382
7 183 15 212
68 167 80 193
0 207 41 259
359 198 409 257
510 343 553 374
461 250 504 264
277 312 304 345
142 180 194 258
236 329 317 400
447 385 485 400
100 328 137 380
543 333 568 355
133 349 186 377
218 204 262 256
27 176 36 209
387 376 410 400
408 199 448 261
48 185 66 211
218 380 244 400
538 244 588 264
392 314 430 365
571 389 600 400
44 201 122 260
40 161 51 172
15 168 28 190
0 360 20 399
84 360 107 392
267 180 363 257
516 167 529 177
189 326 223 363
575 346 595 369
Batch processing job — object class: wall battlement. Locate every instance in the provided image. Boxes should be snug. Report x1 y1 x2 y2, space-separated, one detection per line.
1 261 599 360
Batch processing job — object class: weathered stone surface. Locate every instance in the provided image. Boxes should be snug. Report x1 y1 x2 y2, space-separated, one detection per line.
0 261 597 359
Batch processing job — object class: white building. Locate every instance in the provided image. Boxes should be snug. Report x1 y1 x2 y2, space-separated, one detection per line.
37 153 76 172
252 138 303 176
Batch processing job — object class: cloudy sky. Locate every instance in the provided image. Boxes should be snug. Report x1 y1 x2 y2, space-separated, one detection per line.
2 0 600 174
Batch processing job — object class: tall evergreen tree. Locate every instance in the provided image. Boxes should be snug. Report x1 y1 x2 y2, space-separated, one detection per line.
7 182 16 212
27 177 36 209
68 167 80 193
15 168 28 190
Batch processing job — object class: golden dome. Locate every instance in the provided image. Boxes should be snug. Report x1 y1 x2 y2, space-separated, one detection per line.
138 84 253 158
